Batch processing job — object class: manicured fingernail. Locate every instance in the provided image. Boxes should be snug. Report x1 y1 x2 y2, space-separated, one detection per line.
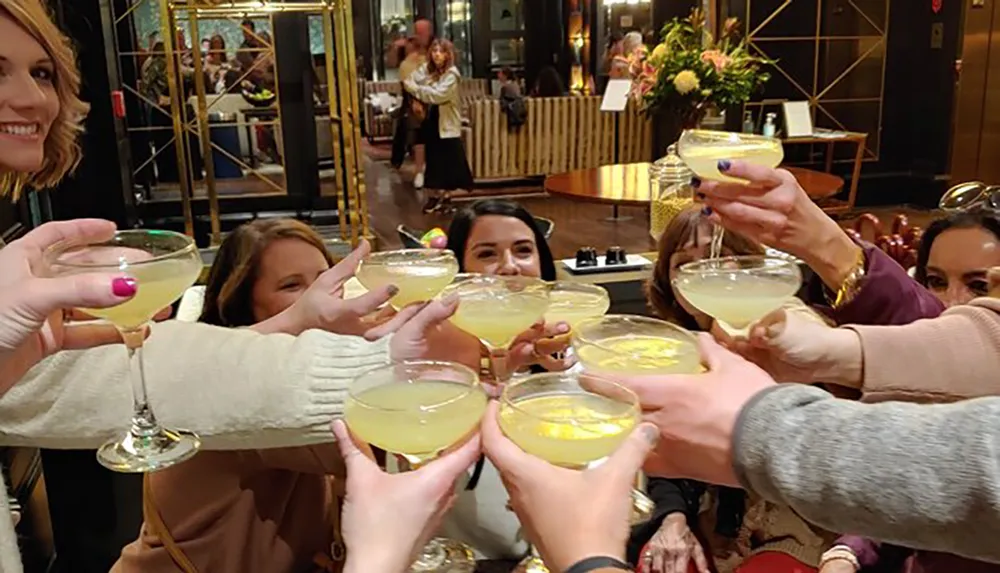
691 176 701 188
718 160 732 172
696 192 706 200
701 206 713 216
387 284 399 296
641 424 660 446
112 277 137 297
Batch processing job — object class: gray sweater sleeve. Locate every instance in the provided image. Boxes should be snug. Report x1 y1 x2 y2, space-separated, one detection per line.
734 384 1000 564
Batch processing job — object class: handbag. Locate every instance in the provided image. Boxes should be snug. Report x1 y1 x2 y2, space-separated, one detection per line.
143 475 345 573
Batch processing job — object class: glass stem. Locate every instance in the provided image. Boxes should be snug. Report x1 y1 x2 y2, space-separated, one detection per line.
488 348 512 384
710 223 725 259
120 327 160 439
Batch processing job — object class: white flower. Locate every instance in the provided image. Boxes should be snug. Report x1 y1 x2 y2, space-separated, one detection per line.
673 70 700 95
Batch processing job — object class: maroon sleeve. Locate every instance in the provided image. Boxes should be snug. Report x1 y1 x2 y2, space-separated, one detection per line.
811 244 945 326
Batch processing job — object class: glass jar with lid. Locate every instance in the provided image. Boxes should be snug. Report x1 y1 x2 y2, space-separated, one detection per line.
649 144 695 241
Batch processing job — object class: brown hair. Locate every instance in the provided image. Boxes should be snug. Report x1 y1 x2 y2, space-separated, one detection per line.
645 204 765 329
199 219 334 328
426 38 456 79
0 1 89 199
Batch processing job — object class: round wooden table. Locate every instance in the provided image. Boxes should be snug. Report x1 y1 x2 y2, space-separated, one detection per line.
543 162 844 218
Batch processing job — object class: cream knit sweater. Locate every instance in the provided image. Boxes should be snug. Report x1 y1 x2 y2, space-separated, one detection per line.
0 320 393 572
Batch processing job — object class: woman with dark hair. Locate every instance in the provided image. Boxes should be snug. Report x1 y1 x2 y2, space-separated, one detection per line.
446 199 557 281
405 38 474 213
912 211 1000 309
531 65 567 97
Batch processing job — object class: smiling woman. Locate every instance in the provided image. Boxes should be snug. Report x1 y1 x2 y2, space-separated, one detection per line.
0 0 87 199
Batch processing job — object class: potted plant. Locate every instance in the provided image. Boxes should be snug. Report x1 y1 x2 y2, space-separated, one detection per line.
627 9 772 150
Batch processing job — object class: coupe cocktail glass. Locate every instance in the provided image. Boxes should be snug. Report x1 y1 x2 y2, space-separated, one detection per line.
543 282 611 331
673 255 802 333
344 360 487 572
677 129 785 258
44 230 203 472
355 249 459 309
442 274 550 383
573 314 702 376
499 372 640 573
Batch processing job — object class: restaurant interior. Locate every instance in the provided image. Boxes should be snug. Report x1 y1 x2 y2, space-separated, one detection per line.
1 0 998 571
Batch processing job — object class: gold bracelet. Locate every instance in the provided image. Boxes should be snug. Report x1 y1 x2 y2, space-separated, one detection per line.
827 248 867 309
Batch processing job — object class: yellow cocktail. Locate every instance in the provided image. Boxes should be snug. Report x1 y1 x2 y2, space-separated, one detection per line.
442 275 550 381
44 229 204 473
356 249 458 308
573 315 702 375
499 372 640 572
345 360 485 572
677 129 784 184
673 256 802 330
543 282 611 330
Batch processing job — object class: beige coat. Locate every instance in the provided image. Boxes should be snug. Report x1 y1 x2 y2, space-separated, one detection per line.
405 64 464 139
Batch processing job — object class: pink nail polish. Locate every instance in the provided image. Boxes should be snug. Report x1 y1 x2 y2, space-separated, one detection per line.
112 277 137 297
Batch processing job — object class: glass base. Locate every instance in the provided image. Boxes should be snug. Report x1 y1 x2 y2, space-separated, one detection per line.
97 427 201 473
630 488 656 525
514 554 549 573
409 537 475 573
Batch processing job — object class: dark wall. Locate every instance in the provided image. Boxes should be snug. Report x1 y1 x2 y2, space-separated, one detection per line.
524 0 567 91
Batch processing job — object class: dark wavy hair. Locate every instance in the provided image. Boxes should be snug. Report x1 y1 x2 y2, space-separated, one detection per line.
199 219 333 328
914 211 1000 287
446 199 557 281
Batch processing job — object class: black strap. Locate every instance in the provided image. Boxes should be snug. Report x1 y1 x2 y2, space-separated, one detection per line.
564 556 632 573
465 455 485 491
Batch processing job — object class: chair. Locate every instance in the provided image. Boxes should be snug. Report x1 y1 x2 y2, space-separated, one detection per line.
533 216 555 240
396 224 425 249
845 213 922 269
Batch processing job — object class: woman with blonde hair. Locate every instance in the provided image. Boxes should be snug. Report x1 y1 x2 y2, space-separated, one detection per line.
404 38 474 213
0 3 472 570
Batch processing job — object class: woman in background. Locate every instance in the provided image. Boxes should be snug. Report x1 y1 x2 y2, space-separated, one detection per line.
913 211 1000 308
531 65 567 97
405 38 474 214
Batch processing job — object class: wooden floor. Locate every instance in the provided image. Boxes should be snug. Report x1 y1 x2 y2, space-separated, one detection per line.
364 149 941 259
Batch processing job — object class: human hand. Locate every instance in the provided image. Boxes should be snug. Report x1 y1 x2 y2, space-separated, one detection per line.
367 297 481 370
641 513 710 573
332 420 481 573
616 334 776 486
482 401 659 572
716 308 862 387
260 239 397 337
508 321 574 372
697 161 862 290
0 220 138 393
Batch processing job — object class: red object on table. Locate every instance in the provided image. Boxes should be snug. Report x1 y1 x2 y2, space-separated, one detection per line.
111 91 125 119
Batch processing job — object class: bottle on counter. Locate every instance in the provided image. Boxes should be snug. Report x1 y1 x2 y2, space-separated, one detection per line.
742 110 755 134
762 112 777 138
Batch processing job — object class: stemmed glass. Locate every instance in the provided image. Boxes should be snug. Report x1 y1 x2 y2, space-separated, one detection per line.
499 371 640 573
355 249 459 309
571 314 702 527
344 360 487 572
677 129 785 258
442 274 550 384
44 230 204 472
542 282 610 331
673 255 802 336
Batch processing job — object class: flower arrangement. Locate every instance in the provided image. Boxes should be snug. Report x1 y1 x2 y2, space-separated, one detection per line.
628 9 771 126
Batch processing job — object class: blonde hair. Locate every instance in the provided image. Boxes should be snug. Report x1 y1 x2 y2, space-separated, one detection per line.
0 0 89 199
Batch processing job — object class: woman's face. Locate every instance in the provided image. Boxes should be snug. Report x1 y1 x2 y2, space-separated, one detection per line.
667 223 729 329
462 215 542 278
430 45 447 67
250 238 331 322
924 226 1000 308
0 14 59 175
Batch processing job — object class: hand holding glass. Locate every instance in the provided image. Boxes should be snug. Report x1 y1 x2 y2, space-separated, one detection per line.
44 230 203 472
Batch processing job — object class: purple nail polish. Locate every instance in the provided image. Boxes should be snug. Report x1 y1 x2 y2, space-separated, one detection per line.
718 160 732 172
112 277 137 297
701 206 713 216
696 192 706 200
691 176 702 188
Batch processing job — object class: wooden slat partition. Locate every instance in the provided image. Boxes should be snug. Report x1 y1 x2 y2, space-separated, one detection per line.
464 96 652 181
